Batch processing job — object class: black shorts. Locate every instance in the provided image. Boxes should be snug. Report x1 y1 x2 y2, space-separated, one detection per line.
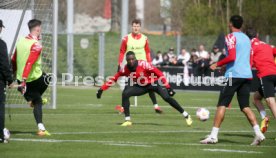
217 78 251 110
257 75 276 98
19 73 50 102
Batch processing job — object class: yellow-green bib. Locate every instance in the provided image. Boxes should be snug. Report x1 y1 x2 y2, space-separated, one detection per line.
126 33 147 60
16 37 42 82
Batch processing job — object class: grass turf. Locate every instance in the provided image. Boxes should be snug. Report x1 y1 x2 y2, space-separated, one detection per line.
1 87 276 158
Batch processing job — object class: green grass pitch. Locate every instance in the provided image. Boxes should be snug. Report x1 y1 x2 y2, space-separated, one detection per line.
1 87 276 158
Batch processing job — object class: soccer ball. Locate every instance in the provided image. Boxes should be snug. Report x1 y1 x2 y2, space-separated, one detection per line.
196 108 210 121
3 128 10 140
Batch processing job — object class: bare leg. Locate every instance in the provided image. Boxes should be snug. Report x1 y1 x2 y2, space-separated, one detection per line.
242 107 258 126
265 97 276 118
213 106 226 128
253 91 266 115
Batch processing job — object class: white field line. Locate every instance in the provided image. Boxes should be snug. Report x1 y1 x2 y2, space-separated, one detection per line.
10 138 276 148
13 130 276 136
8 113 262 118
106 143 153 147
8 104 260 111
202 148 263 154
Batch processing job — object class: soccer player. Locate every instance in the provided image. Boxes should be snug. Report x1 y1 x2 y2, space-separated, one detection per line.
11 19 51 136
118 19 162 113
200 15 265 145
246 27 276 133
0 20 13 143
97 51 193 126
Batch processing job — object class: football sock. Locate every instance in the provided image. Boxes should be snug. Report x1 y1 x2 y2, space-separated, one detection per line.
38 123 46 131
253 125 262 135
260 110 266 119
210 127 219 139
182 111 189 118
125 116 131 121
33 99 43 124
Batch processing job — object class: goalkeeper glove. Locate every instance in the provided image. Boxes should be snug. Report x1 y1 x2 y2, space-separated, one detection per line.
96 88 103 99
17 80 27 95
167 88 175 97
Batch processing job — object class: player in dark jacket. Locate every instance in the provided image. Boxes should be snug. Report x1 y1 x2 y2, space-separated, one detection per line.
0 20 13 143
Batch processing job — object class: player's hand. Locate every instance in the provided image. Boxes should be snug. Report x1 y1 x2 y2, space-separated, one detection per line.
167 88 176 97
96 88 103 99
17 80 26 95
8 82 14 89
210 63 217 71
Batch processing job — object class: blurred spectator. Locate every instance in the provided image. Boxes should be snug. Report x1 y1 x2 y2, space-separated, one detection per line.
190 54 200 76
152 51 163 66
160 53 170 67
177 48 191 66
198 44 209 59
170 56 178 66
191 48 199 57
218 48 226 61
178 48 191 86
167 47 176 60
210 45 222 64
197 44 210 76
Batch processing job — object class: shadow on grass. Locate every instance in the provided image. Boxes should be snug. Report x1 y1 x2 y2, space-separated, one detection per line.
223 133 253 138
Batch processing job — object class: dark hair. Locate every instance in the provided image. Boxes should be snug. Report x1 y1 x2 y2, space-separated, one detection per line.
126 51 135 57
245 27 257 39
131 19 141 25
230 15 243 29
28 19 41 31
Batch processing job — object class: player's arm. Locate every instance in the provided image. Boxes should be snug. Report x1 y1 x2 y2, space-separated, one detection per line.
273 47 276 56
148 66 176 96
250 48 255 68
0 41 13 85
150 67 170 88
11 49 17 72
22 42 42 81
210 34 236 70
118 36 128 71
97 70 125 99
145 38 152 62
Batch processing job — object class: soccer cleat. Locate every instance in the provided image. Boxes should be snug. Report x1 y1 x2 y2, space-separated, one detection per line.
250 133 265 145
154 106 163 114
37 130 51 136
120 121 132 127
0 139 8 143
185 115 193 126
260 116 269 133
115 105 124 113
200 137 218 144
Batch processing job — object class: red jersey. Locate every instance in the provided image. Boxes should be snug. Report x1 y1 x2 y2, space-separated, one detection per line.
251 38 276 78
118 33 151 65
101 60 170 90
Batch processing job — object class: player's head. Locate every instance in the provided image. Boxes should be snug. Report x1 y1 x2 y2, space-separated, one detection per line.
229 15 243 30
126 51 138 71
131 19 141 35
245 27 257 39
28 19 42 36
